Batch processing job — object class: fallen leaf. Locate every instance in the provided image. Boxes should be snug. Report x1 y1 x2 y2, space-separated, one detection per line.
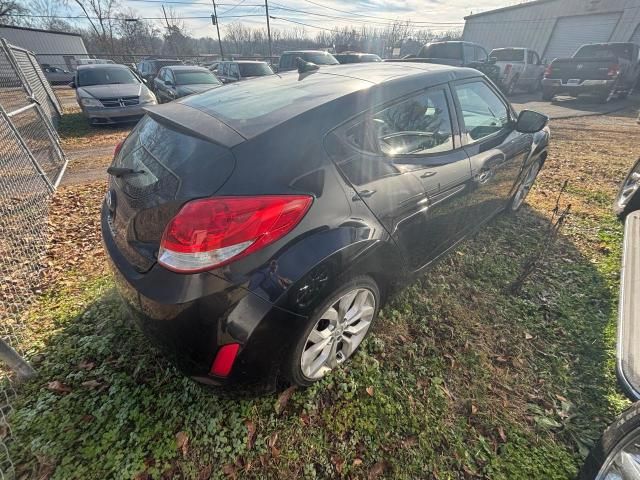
274 386 296 415
245 420 256 450
268 432 280 458
47 380 71 394
176 431 189 457
470 403 478 416
353 458 363 466
497 426 507 443
78 360 95 370
368 461 385 479
222 464 236 478
524 332 533 340
81 380 101 389
366 386 374 397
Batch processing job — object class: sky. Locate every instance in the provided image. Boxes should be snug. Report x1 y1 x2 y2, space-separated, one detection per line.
65 0 526 38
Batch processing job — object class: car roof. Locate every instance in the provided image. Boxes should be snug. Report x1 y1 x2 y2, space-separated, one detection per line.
76 64 129 70
147 63 481 142
164 65 210 71
282 50 332 54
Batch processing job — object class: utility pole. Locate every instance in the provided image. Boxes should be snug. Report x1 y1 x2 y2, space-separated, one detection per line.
264 0 273 63
161 5 175 55
211 0 224 60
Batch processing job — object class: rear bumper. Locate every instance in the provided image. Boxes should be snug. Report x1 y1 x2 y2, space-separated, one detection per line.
542 78 614 95
100 205 303 391
618 211 640 401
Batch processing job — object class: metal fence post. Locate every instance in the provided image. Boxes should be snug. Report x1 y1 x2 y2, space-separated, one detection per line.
0 341 35 381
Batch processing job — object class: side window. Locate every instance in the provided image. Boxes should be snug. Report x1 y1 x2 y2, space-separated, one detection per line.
158 68 165 81
453 81 510 142
230 63 240 78
475 47 488 62
280 55 291 69
167 70 175 84
463 45 475 62
347 88 454 157
221 63 228 76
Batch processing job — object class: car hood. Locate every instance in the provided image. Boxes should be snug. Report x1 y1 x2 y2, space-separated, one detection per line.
78 83 142 99
176 84 221 96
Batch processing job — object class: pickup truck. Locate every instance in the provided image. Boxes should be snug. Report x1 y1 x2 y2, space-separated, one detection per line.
489 47 546 94
386 41 501 85
542 42 640 102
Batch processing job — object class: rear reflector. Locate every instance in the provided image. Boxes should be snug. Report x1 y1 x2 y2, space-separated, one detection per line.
158 195 313 273
114 139 125 158
210 343 240 377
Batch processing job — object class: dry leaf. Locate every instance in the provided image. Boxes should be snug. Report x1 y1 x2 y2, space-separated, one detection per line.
176 431 189 457
353 458 363 466
245 420 256 450
274 386 296 415
366 386 374 397
497 426 507 443
78 360 95 370
524 332 533 340
368 461 385 479
470 403 478 416
222 464 236 478
46 380 71 394
81 380 101 389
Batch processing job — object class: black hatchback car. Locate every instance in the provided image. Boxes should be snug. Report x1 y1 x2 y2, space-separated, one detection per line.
102 63 550 389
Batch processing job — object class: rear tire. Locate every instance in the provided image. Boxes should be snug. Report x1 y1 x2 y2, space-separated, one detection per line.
542 90 554 101
284 276 380 387
579 402 640 480
615 157 640 220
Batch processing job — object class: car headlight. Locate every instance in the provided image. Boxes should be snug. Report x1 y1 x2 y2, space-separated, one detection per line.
80 97 102 107
140 89 157 105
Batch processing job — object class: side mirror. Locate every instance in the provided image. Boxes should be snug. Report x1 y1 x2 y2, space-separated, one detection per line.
69 81 76 89
515 110 548 134
164 79 173 86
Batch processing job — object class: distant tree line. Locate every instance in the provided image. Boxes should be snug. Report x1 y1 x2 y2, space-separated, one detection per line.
0 0 462 60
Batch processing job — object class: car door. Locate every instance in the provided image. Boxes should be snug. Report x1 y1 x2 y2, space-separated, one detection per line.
451 78 533 227
165 70 178 101
229 63 240 83
327 86 472 271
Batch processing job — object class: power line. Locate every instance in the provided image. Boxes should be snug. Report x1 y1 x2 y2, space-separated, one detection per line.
219 0 249 15
3 13 266 20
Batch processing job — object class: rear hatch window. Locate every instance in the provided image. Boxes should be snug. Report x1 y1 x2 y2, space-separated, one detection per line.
491 49 525 62
107 115 236 272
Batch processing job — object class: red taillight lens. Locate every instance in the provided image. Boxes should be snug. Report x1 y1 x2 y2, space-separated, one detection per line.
608 64 620 78
504 64 512 76
114 139 125 158
544 65 553 78
158 195 313 273
210 343 240 377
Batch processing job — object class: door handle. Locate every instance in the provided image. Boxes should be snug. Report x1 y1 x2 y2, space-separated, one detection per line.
420 171 437 178
352 189 376 201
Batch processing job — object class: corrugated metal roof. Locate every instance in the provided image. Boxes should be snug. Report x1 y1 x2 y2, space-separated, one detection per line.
0 24 83 38
465 0 558 20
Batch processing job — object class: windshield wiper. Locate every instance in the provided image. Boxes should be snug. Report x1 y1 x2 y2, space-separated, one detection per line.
107 166 145 178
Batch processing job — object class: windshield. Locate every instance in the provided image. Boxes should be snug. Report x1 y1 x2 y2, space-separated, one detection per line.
302 52 339 65
490 49 525 61
77 67 139 87
238 63 274 77
574 44 634 60
175 71 221 85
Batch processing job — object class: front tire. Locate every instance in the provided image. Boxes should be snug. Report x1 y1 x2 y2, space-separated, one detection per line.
579 402 640 480
284 276 380 387
508 158 543 212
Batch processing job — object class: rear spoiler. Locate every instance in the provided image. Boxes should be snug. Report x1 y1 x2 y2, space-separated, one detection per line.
143 103 246 148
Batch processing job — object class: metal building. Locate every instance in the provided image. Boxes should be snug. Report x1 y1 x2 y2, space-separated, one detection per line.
463 0 640 61
0 25 89 70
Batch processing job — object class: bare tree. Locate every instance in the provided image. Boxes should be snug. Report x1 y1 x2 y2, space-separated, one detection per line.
0 0 27 25
73 0 118 55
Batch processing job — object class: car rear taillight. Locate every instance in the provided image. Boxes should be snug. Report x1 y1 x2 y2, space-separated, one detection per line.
158 195 313 273
210 343 240 377
504 64 513 77
114 139 125 158
544 65 553 78
608 63 620 78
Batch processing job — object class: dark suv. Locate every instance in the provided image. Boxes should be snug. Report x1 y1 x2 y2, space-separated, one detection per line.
102 63 549 390
137 58 183 86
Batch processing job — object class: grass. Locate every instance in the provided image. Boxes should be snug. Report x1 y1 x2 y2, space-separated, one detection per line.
4 111 640 479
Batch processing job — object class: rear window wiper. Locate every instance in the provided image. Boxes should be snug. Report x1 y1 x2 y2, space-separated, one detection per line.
107 166 146 178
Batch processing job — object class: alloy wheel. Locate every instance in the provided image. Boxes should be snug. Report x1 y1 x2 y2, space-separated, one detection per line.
595 429 640 480
617 170 640 212
511 161 541 211
300 288 376 380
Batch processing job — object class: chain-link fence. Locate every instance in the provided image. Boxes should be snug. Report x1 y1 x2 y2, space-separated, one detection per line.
0 38 66 479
